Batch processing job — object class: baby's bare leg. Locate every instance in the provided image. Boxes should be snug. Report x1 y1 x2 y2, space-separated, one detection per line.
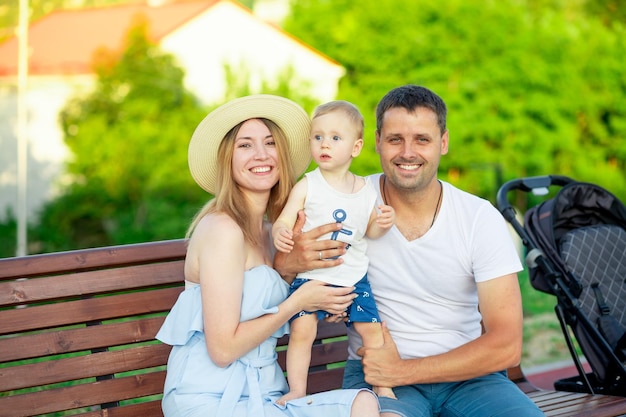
353 321 397 399
276 314 318 405
350 390 380 417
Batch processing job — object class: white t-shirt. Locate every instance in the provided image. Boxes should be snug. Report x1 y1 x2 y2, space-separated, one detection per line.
347 174 523 359
297 168 377 287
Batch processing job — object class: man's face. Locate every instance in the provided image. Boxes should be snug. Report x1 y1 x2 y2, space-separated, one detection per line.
375 106 448 192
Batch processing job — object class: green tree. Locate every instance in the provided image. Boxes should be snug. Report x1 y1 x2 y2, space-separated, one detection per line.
585 0 626 28
285 0 626 207
0 209 17 258
31 16 320 253
33 18 207 251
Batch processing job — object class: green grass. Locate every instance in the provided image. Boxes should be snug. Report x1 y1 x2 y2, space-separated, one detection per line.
518 268 585 367
519 269 556 317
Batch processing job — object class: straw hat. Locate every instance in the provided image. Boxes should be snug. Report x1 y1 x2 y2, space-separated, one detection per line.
188 95 312 194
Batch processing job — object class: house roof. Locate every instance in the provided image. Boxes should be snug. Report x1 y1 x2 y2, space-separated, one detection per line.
0 0 299 76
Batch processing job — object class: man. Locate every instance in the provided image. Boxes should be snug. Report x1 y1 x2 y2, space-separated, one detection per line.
275 85 544 416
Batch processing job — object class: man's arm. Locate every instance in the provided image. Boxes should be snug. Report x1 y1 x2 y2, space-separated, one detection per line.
273 210 348 283
357 273 523 386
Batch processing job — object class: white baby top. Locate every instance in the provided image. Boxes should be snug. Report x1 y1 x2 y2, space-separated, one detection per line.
296 168 377 287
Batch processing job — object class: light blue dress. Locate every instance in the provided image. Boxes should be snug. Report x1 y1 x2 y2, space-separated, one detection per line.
156 265 369 417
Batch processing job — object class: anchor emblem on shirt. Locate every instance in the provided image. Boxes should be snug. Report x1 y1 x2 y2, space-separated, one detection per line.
329 209 352 259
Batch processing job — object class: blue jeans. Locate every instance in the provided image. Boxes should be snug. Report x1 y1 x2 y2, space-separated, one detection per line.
342 360 544 416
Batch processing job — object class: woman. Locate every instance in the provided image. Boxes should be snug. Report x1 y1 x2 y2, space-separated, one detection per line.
156 95 380 417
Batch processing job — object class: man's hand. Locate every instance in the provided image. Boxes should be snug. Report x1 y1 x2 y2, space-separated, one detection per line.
356 322 403 388
274 210 348 283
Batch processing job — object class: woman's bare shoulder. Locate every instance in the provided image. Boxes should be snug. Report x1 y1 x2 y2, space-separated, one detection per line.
190 213 244 248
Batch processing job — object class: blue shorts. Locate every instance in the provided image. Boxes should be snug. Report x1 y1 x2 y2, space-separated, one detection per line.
342 360 544 417
289 275 381 325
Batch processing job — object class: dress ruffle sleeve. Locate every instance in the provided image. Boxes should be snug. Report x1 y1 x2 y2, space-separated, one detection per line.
156 285 204 346
156 265 290 347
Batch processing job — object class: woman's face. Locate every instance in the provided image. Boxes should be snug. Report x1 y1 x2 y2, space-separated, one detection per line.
231 119 280 193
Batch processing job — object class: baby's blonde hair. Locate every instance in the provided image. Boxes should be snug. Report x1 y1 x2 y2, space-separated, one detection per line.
313 100 364 139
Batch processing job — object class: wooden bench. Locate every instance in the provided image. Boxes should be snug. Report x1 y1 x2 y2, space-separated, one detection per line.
2 240 626 417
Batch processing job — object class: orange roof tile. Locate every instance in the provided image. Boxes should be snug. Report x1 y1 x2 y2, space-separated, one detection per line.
0 0 219 76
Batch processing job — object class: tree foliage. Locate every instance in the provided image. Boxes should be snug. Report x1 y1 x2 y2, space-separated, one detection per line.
0 209 17 258
584 0 626 28
30 17 319 252
284 0 626 207
33 19 208 251
8 0 626 255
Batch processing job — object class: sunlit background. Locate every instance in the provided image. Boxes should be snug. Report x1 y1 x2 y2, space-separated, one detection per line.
1 0 624 258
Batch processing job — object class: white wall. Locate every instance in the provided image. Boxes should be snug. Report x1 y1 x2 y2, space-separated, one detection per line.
0 75 93 221
161 2 344 105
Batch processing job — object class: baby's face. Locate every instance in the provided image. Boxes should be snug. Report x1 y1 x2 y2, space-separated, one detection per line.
310 112 362 167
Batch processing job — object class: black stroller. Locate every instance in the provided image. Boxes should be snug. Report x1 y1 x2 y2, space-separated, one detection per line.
496 175 626 396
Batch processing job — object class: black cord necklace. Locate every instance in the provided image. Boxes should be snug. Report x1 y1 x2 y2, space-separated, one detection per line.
381 175 442 229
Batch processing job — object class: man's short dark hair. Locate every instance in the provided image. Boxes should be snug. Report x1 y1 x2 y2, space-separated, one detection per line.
376 85 447 135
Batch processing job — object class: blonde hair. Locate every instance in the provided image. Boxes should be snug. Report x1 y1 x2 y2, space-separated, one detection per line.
186 118 295 246
313 100 364 139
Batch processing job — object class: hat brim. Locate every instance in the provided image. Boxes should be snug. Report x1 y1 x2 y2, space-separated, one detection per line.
188 95 312 194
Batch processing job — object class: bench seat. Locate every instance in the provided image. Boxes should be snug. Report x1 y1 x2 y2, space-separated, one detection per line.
1 239 626 416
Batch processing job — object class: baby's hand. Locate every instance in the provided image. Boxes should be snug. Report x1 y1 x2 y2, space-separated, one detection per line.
376 204 396 230
274 228 295 253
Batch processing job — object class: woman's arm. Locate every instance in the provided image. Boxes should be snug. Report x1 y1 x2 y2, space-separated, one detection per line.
194 214 355 367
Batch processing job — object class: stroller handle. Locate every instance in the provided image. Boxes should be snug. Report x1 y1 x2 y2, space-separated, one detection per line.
496 175 574 248
496 175 573 223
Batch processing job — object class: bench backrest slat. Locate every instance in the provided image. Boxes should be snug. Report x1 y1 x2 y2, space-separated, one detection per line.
0 287 182 335
76 401 165 417
0 372 166 417
0 240 187 280
0 316 166 362
277 338 349 370
0 260 184 307
0 343 170 392
307 368 346 394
